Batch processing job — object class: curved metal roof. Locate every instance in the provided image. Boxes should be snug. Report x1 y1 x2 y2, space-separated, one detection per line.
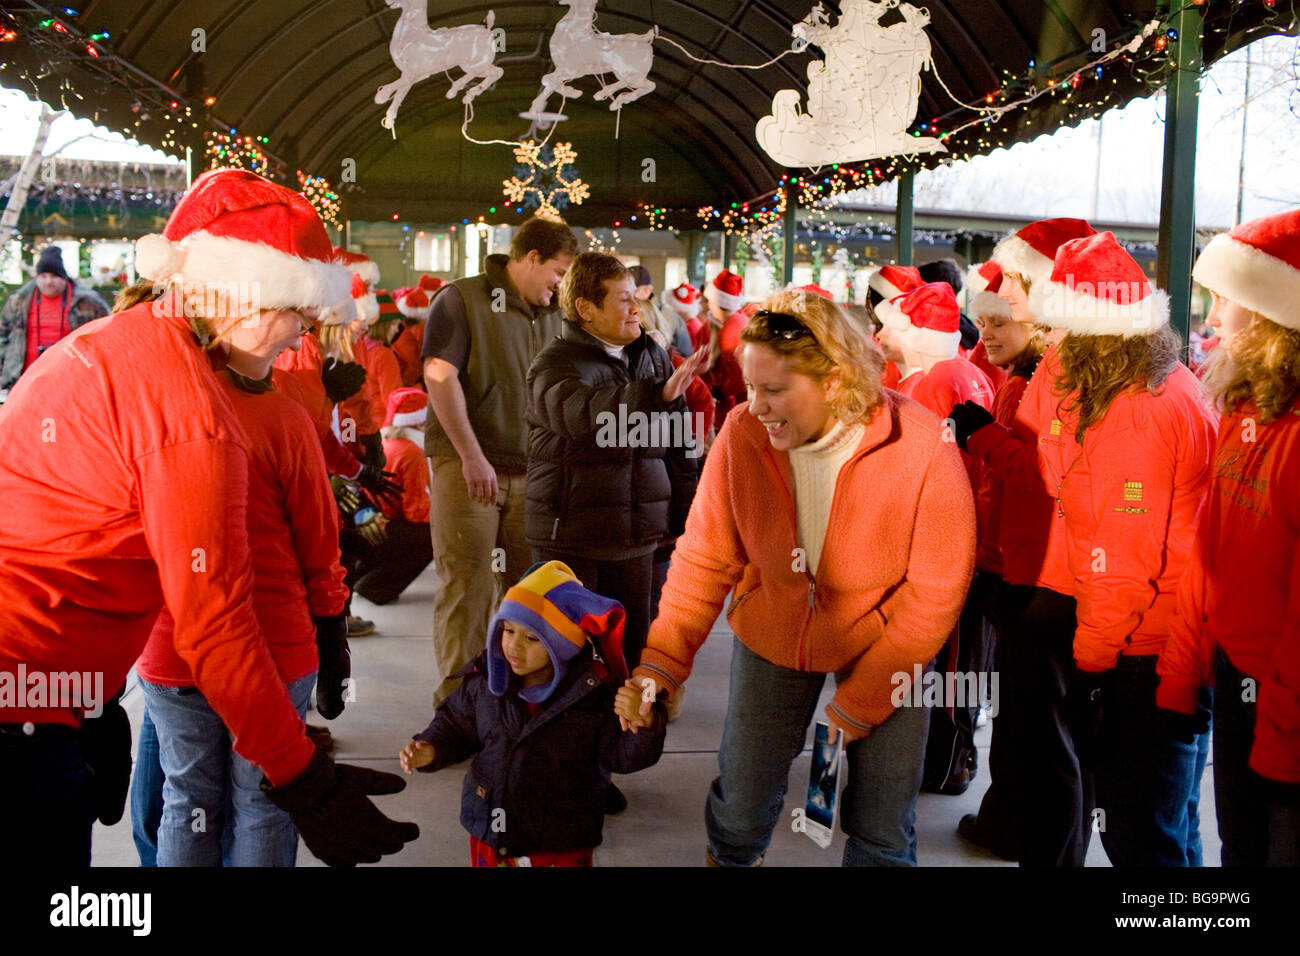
2 0 1292 226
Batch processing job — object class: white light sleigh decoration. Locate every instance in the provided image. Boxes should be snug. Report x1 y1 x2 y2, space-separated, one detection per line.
756 0 946 168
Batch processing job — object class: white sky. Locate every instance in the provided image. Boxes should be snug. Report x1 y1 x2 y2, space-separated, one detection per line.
2 34 1298 228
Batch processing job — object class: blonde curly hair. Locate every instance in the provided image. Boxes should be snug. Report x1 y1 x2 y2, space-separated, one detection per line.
739 290 886 425
1201 315 1300 423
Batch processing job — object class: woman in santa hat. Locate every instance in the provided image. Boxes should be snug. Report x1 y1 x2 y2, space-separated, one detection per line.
702 269 749 423
1158 208 1300 866
867 264 924 390
1031 231 1216 866
0 168 417 866
946 217 1097 866
662 282 701 358
393 275 444 387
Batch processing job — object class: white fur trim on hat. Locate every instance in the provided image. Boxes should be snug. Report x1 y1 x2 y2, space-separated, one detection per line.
396 297 428 320
876 298 910 332
968 290 1010 320
991 234 1056 289
900 325 961 359
966 264 991 295
136 230 352 311
704 283 744 314
1036 281 1170 336
664 294 696 317
354 293 379 325
1193 232 1300 331
350 260 380 287
391 407 428 428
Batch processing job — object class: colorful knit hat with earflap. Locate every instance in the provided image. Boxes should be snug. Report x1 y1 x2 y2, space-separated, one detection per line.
486 561 627 703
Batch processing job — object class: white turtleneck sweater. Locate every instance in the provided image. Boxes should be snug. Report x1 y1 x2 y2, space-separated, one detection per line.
787 419 864 577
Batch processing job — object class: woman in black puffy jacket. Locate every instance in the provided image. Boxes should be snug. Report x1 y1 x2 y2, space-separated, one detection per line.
525 252 707 667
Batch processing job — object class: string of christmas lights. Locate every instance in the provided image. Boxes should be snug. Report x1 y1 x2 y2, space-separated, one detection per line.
297 171 341 229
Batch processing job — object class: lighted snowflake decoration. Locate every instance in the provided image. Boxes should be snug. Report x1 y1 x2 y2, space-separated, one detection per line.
503 140 590 219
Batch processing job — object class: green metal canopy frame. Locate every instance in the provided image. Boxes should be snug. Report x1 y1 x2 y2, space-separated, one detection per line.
1 0 1291 226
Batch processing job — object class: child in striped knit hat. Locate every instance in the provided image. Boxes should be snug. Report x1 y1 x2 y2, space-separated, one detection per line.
400 560 667 866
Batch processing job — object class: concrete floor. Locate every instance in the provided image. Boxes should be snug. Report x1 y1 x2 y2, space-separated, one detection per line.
92 565 1220 867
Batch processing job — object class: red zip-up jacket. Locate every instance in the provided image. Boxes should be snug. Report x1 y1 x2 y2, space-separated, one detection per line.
0 302 314 785
339 336 401 442
908 357 995 491
380 432 431 524
1157 402 1300 783
976 371 1032 574
634 393 975 733
966 345 1081 593
273 333 362 478
137 374 348 686
392 320 426 388
1058 364 1216 673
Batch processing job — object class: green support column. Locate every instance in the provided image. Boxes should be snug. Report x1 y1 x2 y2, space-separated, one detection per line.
895 168 915 265
783 183 797 286
684 232 709 288
1156 2 1203 349
723 232 736 272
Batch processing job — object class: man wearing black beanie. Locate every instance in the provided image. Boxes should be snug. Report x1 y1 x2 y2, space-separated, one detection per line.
0 245 109 394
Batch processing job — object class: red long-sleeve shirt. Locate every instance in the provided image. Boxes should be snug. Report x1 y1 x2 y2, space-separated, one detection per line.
138 374 349 687
1058 364 1216 672
339 337 401 441
1157 402 1300 783
392 321 426 388
273 333 362 478
380 432 431 524
975 372 1031 574
0 302 314 785
966 345 1081 593
906 357 995 492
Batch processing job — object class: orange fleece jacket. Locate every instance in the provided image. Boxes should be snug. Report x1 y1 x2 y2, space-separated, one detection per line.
635 392 976 733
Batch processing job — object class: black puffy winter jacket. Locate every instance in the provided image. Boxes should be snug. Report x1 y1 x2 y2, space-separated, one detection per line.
524 321 700 556
413 648 667 856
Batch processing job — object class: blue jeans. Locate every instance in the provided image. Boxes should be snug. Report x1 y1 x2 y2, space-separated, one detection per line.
129 707 165 866
1092 655 1211 866
706 639 929 867
141 672 315 867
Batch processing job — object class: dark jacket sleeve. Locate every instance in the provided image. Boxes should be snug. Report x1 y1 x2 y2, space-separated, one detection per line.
600 699 668 774
413 675 484 771
70 287 110 327
528 345 669 442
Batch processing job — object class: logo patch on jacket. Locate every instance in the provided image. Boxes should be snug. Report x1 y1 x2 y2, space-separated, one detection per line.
1123 481 1143 502
1049 419 1062 436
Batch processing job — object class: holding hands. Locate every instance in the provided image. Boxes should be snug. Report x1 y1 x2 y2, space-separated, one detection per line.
616 676 659 733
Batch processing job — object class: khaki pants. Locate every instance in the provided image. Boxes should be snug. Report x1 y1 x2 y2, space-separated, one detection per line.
427 456 532 706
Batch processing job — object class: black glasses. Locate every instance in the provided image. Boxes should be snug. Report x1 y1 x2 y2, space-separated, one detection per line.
754 309 814 342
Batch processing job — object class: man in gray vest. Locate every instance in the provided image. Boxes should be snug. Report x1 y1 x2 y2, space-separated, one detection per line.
422 217 578 705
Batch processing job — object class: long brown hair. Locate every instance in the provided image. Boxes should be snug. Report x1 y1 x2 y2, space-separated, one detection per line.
113 279 162 313
1053 325 1182 442
1200 316 1300 422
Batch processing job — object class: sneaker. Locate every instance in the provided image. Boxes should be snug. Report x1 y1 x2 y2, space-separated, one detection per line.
347 615 376 636
604 783 628 815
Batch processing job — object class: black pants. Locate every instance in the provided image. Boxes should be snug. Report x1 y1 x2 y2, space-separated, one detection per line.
532 548 655 671
969 571 1017 851
1213 649 1300 866
1000 582 1093 867
0 724 96 866
350 517 434 606
922 569 996 793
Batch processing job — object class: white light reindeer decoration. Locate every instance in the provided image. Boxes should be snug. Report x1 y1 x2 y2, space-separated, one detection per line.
526 0 656 119
375 0 504 134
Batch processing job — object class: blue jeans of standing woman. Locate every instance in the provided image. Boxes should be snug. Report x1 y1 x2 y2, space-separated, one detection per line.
141 671 315 867
706 639 930 866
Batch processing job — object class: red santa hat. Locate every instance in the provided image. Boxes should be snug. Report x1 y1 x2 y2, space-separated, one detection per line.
332 246 381 287
966 260 1010 319
349 273 379 325
992 218 1097 290
704 269 745 313
664 282 700 317
395 274 444 320
383 387 429 429
869 265 924 328
888 281 962 358
793 283 835 301
1192 207 1300 331
1034 231 1170 336
133 168 352 312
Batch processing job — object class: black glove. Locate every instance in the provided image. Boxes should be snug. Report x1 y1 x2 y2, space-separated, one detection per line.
80 687 132 826
261 748 419 867
946 401 995 451
360 432 386 468
313 613 351 720
356 464 404 508
321 357 367 405
1156 706 1210 744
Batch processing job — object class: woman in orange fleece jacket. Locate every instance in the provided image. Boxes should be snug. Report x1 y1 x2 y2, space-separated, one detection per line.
1157 207 1300 866
1038 232 1216 867
626 290 975 867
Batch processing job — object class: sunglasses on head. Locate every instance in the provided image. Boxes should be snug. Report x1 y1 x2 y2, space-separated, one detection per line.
754 309 814 342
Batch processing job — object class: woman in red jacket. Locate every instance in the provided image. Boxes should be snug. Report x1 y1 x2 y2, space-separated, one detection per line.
1158 208 1300 866
1034 232 1216 866
624 290 976 866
